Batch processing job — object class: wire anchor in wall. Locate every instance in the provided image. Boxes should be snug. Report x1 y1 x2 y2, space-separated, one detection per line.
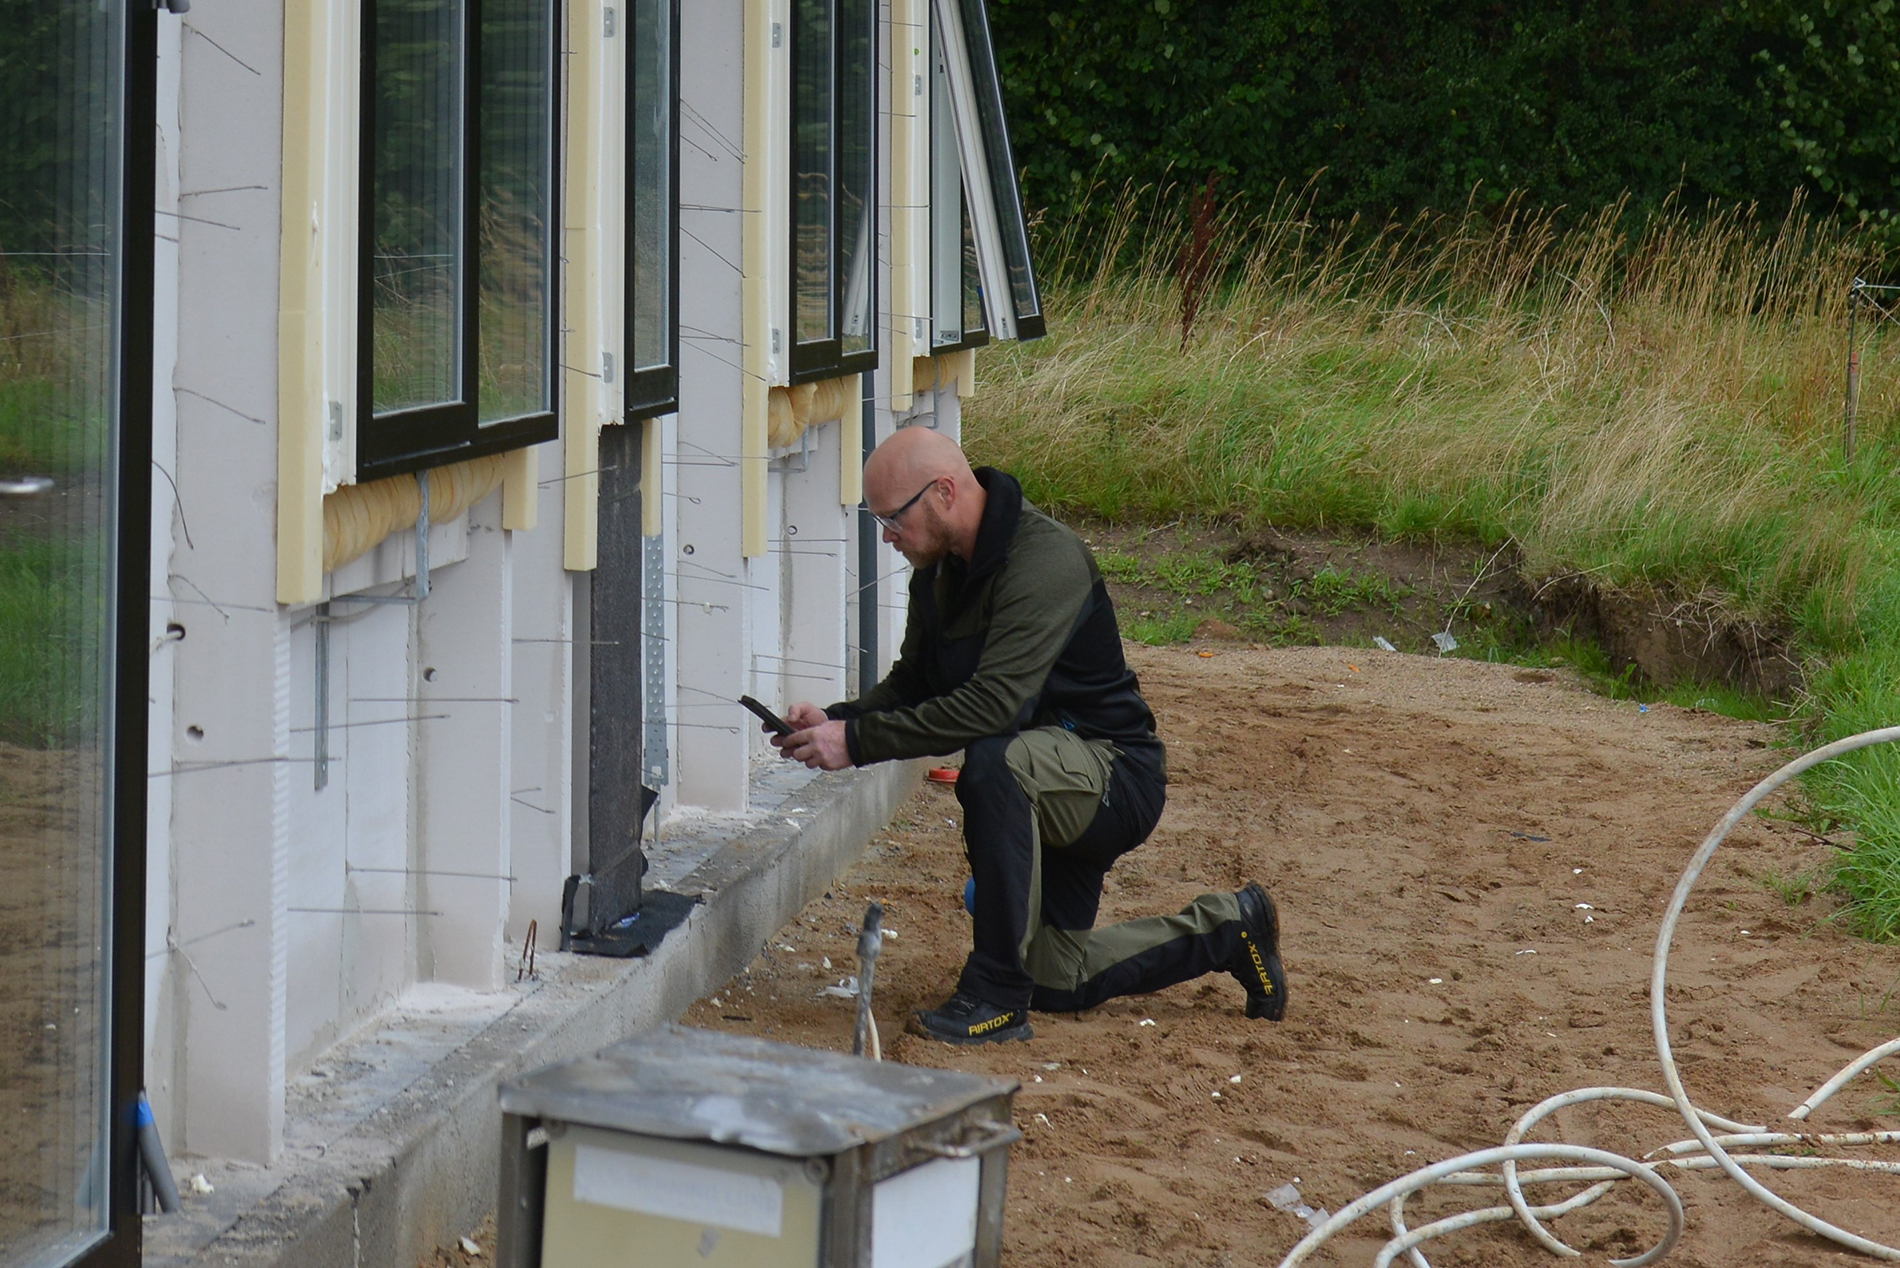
313 471 434 789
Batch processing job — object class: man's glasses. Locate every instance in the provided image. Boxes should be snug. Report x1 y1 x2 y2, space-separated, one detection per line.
866 479 939 533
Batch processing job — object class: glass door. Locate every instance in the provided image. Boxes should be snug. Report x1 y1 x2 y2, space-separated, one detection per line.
0 0 150 1264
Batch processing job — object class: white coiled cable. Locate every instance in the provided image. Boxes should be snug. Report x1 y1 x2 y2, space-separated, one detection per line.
1276 725 1900 1267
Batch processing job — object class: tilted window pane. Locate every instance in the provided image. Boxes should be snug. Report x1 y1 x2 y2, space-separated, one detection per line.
928 16 962 347
792 0 832 346
835 0 873 356
477 0 553 424
954 0 1041 337
372 0 464 415
0 0 122 1260
629 0 672 375
960 196 984 342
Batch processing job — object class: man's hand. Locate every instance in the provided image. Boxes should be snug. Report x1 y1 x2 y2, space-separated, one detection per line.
773 719 852 770
783 701 829 731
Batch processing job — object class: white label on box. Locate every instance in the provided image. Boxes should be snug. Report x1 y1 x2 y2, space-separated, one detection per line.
871 1156 981 1268
572 1143 785 1237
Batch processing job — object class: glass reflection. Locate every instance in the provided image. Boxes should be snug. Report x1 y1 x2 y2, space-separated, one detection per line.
629 0 671 375
477 0 552 424
929 15 964 348
835 0 872 355
0 0 121 1261
371 0 464 414
793 0 832 346
961 195 984 343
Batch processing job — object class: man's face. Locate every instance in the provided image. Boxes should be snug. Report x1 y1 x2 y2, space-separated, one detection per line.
868 475 949 569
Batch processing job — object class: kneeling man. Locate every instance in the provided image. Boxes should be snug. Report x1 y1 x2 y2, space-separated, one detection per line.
773 426 1287 1044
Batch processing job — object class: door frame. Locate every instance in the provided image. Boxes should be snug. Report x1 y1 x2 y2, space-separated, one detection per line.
74 0 156 1263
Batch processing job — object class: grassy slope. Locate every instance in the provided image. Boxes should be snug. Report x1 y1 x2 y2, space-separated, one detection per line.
966 190 1900 936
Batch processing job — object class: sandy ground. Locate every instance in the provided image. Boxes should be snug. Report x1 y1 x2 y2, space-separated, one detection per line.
0 743 105 1259
675 643 1900 1267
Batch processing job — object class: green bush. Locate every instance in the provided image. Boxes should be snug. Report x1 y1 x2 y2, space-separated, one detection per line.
989 0 1900 241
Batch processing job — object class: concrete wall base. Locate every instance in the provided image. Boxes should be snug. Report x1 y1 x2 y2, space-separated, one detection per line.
143 759 922 1268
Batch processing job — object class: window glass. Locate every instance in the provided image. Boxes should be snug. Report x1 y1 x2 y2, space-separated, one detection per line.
792 0 833 347
477 0 553 424
628 0 672 376
370 0 465 415
960 194 985 342
929 121 962 346
360 0 557 478
0 0 124 1258
835 0 873 355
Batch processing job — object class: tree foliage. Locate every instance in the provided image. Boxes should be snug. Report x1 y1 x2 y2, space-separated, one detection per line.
988 0 1900 234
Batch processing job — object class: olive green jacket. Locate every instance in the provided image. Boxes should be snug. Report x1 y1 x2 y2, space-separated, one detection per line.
828 468 1158 765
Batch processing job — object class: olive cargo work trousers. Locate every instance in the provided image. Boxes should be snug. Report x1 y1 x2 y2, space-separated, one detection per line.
954 726 1252 1013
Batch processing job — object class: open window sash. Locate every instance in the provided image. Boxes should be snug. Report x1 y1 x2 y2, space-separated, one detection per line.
927 9 987 353
930 0 1043 342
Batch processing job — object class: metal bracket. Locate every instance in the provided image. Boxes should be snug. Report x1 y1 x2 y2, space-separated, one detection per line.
314 471 434 789
642 531 669 786
314 605 331 790
916 1119 1023 1159
771 423 815 473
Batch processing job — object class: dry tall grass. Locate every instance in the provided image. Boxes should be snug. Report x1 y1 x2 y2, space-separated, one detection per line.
974 186 1896 644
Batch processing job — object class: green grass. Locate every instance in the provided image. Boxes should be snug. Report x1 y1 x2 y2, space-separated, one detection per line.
1124 611 1200 646
0 379 102 477
968 185 1900 937
1096 545 1404 647
0 531 105 748
1294 564 1403 616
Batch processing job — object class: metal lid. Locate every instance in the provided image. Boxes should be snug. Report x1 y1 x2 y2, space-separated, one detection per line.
499 1026 1018 1158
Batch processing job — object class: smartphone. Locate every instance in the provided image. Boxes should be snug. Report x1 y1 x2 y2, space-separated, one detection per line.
738 694 795 738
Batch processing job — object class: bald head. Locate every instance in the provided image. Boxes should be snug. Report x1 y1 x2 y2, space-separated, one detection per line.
863 426 986 566
863 425 972 500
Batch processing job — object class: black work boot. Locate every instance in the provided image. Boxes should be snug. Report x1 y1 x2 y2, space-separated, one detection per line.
908 991 1032 1045
1228 881 1286 1021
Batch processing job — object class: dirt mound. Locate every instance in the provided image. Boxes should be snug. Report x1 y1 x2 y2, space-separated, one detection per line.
683 645 1900 1266
1534 574 1801 700
1088 520 1798 702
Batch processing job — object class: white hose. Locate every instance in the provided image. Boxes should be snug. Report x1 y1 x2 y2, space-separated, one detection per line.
1791 1037 1900 1121
1278 1143 1686 1268
1277 725 1900 1267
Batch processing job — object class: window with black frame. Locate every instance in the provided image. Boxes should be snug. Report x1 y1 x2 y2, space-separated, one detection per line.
359 0 558 480
928 13 985 354
0 0 151 1263
625 0 679 421
790 0 876 384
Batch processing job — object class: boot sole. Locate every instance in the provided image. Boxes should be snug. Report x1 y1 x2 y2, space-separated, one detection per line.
906 1015 1033 1046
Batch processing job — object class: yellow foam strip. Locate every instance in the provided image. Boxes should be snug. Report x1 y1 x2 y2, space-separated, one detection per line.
950 347 975 398
321 454 508 574
642 415 664 536
276 0 330 606
562 0 605 571
839 373 862 506
502 445 537 531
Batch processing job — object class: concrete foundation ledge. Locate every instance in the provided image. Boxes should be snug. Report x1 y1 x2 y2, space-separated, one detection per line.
144 759 922 1268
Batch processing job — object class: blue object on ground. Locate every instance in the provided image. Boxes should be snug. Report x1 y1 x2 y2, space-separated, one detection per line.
963 876 976 915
